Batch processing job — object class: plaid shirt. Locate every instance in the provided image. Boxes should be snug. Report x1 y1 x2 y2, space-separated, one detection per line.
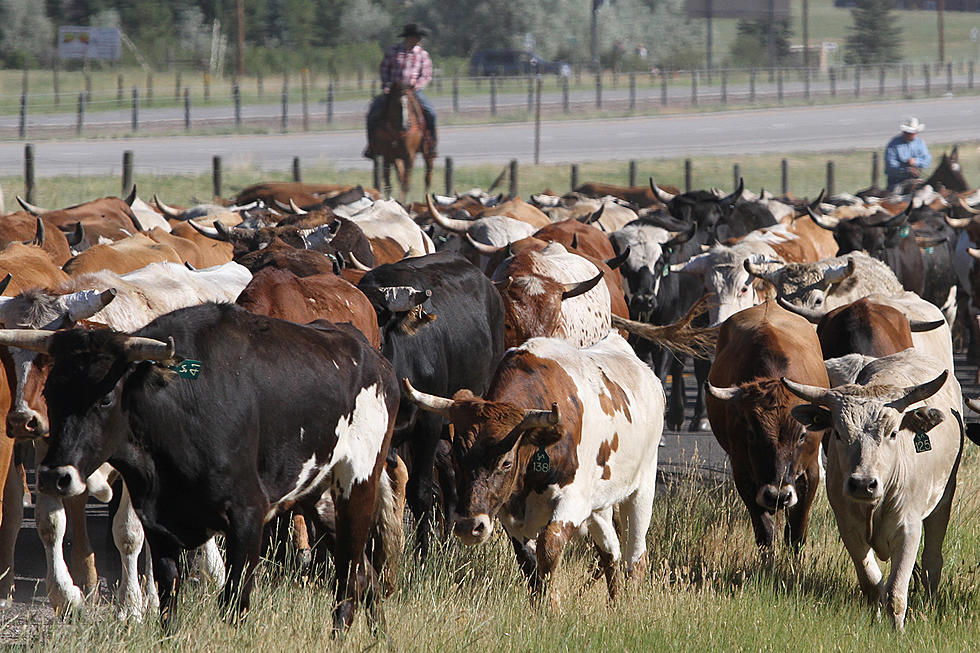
379 43 433 90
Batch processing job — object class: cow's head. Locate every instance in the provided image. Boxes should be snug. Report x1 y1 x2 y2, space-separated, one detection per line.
747 257 855 314
655 178 742 244
672 247 777 327
0 328 174 497
609 221 695 320
493 269 604 348
402 379 561 545
783 370 948 503
707 378 823 512
0 288 117 439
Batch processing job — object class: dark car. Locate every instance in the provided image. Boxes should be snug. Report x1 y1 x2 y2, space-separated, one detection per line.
469 49 567 76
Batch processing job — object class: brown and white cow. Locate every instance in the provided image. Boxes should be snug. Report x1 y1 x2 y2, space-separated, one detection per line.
706 300 829 549
403 332 663 605
63 233 183 277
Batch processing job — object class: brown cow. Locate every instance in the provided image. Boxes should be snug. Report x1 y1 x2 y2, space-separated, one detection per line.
0 214 73 266
233 182 381 208
62 233 183 277
816 298 917 361
17 193 140 246
0 243 70 294
706 300 829 549
573 181 677 208
168 222 235 267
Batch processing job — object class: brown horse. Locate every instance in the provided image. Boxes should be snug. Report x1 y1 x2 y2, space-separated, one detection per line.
369 83 435 202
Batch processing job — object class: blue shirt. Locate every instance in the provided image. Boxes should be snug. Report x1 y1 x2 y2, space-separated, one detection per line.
885 135 931 187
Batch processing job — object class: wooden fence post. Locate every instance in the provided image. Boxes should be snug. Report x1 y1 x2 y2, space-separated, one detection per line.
563 76 570 113
749 68 756 102
445 157 454 196
327 81 334 124
595 72 602 109
24 144 35 204
490 77 497 116
18 93 26 139
629 160 637 187
233 83 241 126
733 164 741 191
281 81 288 132
453 77 459 113
871 152 879 188
213 155 223 199
76 93 84 135
509 159 518 198
118 74 124 106
629 72 636 111
781 158 788 195
570 164 579 191
146 73 153 107
684 159 692 192
122 150 133 196
826 161 835 198
690 70 698 105
131 87 139 132
721 69 728 104
292 156 302 182
184 88 191 130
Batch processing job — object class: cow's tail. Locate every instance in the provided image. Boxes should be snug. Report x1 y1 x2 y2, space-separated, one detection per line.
611 295 718 358
373 454 406 596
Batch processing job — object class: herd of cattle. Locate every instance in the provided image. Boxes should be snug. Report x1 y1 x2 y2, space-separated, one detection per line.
1 147 980 634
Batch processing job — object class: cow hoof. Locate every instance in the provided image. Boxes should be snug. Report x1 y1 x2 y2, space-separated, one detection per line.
665 421 682 432
53 585 85 617
296 548 312 570
690 418 711 432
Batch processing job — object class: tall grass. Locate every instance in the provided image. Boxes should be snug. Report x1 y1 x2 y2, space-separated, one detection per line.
12 448 980 651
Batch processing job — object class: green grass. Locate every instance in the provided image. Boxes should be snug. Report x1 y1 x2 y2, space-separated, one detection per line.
5 139 977 208
15 448 980 651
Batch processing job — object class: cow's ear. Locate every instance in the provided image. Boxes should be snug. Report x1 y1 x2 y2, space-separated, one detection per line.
790 404 832 431
901 407 945 434
525 425 564 448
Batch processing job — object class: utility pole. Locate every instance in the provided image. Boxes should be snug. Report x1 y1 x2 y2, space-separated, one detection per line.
767 0 776 81
938 0 946 63
236 0 245 79
802 0 810 69
590 0 602 73
706 0 713 74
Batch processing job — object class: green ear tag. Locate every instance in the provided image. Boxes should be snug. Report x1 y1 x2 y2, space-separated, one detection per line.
662 266 670 277
925 246 935 255
531 446 551 473
899 225 911 238
914 429 932 454
169 360 203 380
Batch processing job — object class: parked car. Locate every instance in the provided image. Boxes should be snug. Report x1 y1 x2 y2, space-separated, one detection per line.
469 49 568 76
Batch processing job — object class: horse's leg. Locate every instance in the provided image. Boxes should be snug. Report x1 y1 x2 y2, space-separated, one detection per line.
424 154 433 196
383 161 392 199
401 158 413 203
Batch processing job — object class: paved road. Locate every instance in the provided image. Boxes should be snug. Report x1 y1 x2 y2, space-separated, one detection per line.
1 95 978 179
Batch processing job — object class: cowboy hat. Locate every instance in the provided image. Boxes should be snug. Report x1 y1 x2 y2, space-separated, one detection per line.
399 23 428 38
900 117 925 133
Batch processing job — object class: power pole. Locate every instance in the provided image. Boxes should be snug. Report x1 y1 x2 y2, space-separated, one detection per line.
706 0 713 74
938 0 946 63
590 0 601 73
767 0 776 81
236 0 245 79
802 0 810 69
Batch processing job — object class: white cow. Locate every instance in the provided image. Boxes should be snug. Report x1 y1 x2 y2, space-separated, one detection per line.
784 348 963 630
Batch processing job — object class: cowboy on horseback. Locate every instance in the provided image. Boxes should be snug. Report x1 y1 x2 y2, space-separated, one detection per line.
364 23 437 159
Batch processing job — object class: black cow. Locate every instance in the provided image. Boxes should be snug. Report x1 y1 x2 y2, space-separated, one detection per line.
357 251 506 557
650 178 777 242
13 303 399 633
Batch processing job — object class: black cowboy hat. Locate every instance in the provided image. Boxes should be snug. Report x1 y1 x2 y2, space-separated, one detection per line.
399 23 428 38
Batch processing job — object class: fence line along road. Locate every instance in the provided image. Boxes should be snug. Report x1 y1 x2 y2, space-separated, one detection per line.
1 62 979 139
1 96 977 185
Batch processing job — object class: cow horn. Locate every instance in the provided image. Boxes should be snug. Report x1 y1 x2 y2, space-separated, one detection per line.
665 222 697 247
402 377 454 417
909 319 945 332
743 258 782 281
65 288 117 322
719 177 744 206
153 194 182 218
570 233 579 249
809 189 826 209
0 329 56 353
16 196 49 216
188 220 223 240
823 258 856 284
560 271 604 300
289 198 308 215
706 383 743 402
124 185 137 206
805 206 839 230
579 205 604 225
426 195 472 233
493 276 513 291
916 235 947 249
24 216 45 247
781 377 836 406
465 233 504 255
348 252 372 271
122 335 175 361
517 403 561 429
65 222 84 247
968 248 980 260
777 295 825 324
956 197 980 215
883 202 913 228
605 245 630 270
944 214 972 229
885 370 948 412
649 177 674 203
184 261 197 271
0 273 11 295
966 397 980 415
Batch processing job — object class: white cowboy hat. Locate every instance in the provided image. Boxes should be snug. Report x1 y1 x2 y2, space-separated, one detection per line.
900 117 924 133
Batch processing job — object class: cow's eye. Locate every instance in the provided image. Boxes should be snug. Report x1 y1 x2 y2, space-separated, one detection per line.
98 394 114 408
889 430 898 440
739 285 750 296
833 430 842 440
798 430 808 443
813 297 823 307
499 459 513 472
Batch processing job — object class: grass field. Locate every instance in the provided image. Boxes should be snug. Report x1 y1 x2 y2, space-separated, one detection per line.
4 139 978 209
14 448 980 651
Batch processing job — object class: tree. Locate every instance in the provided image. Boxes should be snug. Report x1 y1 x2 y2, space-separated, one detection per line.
728 18 792 68
0 0 55 66
845 0 902 64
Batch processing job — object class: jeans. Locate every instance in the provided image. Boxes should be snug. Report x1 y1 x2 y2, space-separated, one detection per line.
366 90 436 136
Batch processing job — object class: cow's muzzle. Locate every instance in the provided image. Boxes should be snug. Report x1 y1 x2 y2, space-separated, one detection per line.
756 483 798 512
37 465 86 497
6 408 48 439
453 513 493 545
845 474 881 502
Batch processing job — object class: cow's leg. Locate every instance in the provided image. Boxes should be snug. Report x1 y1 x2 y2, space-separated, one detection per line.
113 483 147 620
621 477 657 578
331 478 381 633
733 472 775 548
220 505 265 621
838 520 883 604
535 520 576 611
920 455 959 597
400 160 412 204
143 539 159 611
0 444 22 607
65 491 98 598
665 355 686 431
434 438 457 540
189 537 225 587
406 417 440 558
146 530 182 634
292 513 312 568
883 525 921 631
586 509 622 602
509 537 540 593
36 493 84 614
689 356 712 432
784 464 819 552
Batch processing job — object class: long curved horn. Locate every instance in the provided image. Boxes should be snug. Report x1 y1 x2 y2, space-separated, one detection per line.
65 288 117 322
743 258 783 282
665 221 697 247
605 245 630 270
153 194 182 218
348 252 372 271
885 370 948 412
24 216 45 247
560 271 604 300
426 195 472 233
122 335 175 361
289 198 308 215
517 403 561 429
966 397 980 415
124 185 137 206
956 197 980 215
570 233 579 249
883 201 913 228
188 220 223 240
65 222 84 247
16 196 49 216
968 248 980 261
809 189 826 209
823 258 856 284
777 295 825 324
909 319 945 332
946 215 974 229
184 261 197 271
0 273 11 295
805 206 839 230
402 377 454 417
781 377 836 406
916 235 948 248
718 177 744 206
579 205 604 225
649 177 674 204
465 233 505 255
707 383 744 402
0 329 56 353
